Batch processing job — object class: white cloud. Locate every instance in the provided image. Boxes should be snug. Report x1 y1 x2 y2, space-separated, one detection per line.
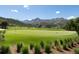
67 16 76 19
11 9 18 13
56 11 60 14
23 5 29 9
28 19 32 20
24 5 29 8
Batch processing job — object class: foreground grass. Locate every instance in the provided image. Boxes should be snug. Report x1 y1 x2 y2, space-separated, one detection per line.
0 28 77 46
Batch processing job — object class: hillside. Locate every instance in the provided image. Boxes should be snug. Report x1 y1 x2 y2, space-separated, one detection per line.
0 17 26 26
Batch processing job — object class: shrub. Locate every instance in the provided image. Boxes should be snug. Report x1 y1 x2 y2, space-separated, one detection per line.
54 40 59 46
22 47 29 54
67 42 73 49
30 43 34 50
75 39 79 44
74 48 79 54
54 40 63 51
51 42 55 49
40 41 44 49
0 30 6 41
62 38 73 49
63 44 70 51
76 38 79 44
16 42 23 53
45 44 51 54
60 40 63 45
35 45 41 54
71 40 76 47
68 39 75 47
64 39 68 44
0 46 10 54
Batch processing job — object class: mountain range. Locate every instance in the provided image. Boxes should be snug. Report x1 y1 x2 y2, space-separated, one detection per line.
0 17 68 28
24 17 68 28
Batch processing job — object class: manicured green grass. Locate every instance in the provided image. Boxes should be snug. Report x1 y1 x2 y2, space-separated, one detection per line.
8 27 65 31
0 28 78 47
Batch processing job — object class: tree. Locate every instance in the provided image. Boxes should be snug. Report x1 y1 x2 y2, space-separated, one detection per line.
1 21 8 29
65 17 79 35
74 18 79 35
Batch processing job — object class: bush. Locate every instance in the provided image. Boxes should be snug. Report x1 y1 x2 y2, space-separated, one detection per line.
30 43 34 50
62 39 73 49
63 44 70 51
75 39 78 44
45 44 51 54
67 42 73 49
54 40 59 46
0 46 10 54
35 45 41 54
54 40 63 51
64 39 68 44
16 42 23 53
60 40 63 45
76 38 79 44
22 47 29 54
74 48 79 54
40 41 44 49
71 41 76 47
0 30 6 41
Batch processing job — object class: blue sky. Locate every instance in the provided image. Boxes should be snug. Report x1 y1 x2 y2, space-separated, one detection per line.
0 5 79 20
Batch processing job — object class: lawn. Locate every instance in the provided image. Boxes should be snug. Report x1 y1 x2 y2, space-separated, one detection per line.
0 28 78 46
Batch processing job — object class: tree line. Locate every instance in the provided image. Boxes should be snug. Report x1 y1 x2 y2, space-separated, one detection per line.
64 17 79 35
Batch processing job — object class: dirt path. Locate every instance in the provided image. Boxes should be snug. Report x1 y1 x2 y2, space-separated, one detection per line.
9 45 17 54
9 44 79 54
54 44 79 54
